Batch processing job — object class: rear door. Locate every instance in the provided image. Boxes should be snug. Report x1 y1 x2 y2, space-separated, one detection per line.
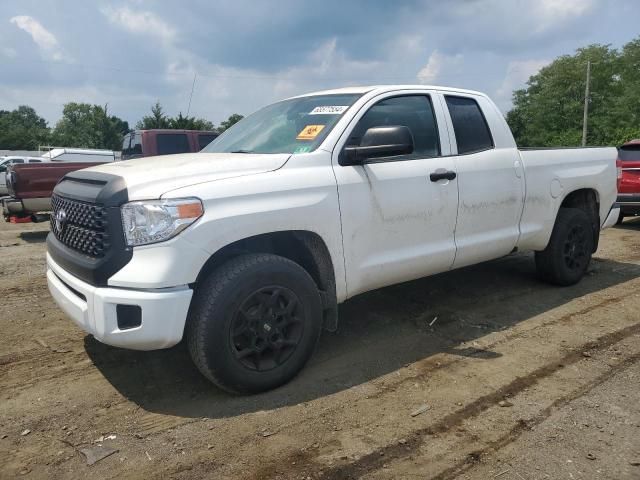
333 92 459 297
441 94 525 268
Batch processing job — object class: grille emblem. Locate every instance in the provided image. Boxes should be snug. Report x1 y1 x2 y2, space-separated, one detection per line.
55 208 67 233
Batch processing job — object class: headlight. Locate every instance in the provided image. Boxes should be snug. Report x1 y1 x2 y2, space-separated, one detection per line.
121 198 203 246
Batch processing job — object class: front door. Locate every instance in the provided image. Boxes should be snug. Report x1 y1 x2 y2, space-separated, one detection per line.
332 93 459 298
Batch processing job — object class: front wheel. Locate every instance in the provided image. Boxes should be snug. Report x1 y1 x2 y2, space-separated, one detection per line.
186 253 323 394
535 208 594 286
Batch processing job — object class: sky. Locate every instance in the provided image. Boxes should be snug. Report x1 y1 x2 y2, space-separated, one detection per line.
0 0 638 128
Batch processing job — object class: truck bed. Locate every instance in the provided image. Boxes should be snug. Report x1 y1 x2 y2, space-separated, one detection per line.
3 162 106 220
7 162 104 199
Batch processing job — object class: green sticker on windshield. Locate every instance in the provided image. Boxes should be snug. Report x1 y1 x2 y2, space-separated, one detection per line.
294 145 312 154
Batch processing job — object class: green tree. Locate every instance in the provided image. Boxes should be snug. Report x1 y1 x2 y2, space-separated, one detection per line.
169 112 215 130
218 113 244 132
136 102 216 131
0 106 50 150
135 102 170 129
51 103 127 151
507 38 640 147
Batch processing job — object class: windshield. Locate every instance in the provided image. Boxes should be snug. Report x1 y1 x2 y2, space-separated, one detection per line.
203 93 362 154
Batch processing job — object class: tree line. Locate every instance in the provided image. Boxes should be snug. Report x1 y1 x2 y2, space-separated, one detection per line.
507 37 640 147
0 102 243 151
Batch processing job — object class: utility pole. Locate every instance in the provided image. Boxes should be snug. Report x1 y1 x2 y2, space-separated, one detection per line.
581 60 591 147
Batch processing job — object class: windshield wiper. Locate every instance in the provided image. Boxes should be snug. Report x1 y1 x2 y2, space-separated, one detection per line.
230 149 254 154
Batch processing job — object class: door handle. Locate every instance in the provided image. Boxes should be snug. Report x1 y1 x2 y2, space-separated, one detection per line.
430 170 457 182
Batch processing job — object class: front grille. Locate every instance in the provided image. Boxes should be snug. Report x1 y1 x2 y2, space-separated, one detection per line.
50 194 109 258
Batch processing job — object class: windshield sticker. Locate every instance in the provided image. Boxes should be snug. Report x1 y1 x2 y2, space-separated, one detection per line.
296 124 325 140
294 145 312 154
309 105 348 115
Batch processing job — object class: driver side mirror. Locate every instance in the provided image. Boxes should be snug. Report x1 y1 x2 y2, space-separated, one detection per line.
340 125 414 166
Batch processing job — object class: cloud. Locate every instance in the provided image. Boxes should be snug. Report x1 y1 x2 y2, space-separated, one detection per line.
101 6 176 43
0 0 637 127
1 47 17 59
533 0 595 32
9 15 68 61
494 59 549 110
417 51 463 84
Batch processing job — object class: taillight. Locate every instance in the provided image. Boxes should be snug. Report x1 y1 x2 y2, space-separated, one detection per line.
616 158 622 192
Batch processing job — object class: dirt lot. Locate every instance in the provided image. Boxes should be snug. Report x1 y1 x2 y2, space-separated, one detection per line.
1 217 639 479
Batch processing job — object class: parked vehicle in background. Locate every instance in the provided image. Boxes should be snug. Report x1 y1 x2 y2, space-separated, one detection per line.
121 129 219 160
0 156 49 195
1 149 116 221
2 162 105 221
616 139 640 223
41 148 115 163
46 85 619 394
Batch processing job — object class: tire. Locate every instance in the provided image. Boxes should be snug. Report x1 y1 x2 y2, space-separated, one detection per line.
616 210 625 225
186 253 322 394
535 208 594 286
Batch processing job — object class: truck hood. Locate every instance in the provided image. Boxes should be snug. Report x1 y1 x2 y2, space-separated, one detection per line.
86 152 291 200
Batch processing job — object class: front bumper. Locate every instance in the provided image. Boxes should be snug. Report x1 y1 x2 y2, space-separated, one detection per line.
47 253 193 350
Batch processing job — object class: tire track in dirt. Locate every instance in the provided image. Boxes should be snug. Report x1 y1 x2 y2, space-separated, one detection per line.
250 322 640 480
317 322 640 480
357 289 635 402
427 351 640 480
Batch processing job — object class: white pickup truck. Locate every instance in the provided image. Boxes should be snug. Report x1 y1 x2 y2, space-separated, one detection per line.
46 85 619 393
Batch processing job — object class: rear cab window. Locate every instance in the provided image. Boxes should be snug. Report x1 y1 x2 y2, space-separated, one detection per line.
156 133 190 155
445 96 494 155
619 144 640 162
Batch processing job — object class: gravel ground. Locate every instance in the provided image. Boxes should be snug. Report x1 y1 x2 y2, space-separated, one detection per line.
1 217 639 479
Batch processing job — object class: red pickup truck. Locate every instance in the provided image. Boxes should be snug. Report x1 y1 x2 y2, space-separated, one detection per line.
2 130 219 222
2 162 101 221
617 140 640 223
121 129 218 160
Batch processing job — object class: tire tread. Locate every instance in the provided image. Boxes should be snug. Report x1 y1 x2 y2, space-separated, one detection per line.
186 253 320 393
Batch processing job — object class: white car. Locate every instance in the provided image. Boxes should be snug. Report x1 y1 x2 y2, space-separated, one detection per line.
0 156 48 195
46 85 619 393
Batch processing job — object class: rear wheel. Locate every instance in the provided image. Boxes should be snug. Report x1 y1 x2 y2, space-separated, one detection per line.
535 208 594 286
186 253 322 394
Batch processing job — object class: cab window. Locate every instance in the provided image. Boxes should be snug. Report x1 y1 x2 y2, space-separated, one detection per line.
445 96 494 155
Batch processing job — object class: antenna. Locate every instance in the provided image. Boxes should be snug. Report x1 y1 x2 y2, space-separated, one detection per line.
186 73 197 117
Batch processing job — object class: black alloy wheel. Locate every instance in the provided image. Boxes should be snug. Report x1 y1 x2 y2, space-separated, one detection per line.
563 224 589 272
231 286 304 371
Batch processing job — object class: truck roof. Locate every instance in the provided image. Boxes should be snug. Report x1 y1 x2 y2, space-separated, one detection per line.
289 84 487 99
